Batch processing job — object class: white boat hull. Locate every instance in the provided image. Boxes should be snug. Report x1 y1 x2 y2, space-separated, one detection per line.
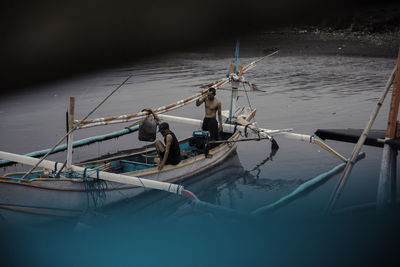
0 132 240 224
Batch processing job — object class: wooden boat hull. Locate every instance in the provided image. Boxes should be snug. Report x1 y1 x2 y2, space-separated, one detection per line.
0 131 240 224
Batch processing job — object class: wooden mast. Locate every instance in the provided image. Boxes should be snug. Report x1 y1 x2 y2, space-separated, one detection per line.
377 48 400 212
66 97 75 169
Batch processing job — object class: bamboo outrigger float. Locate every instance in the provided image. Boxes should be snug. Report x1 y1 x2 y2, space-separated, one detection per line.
0 42 355 223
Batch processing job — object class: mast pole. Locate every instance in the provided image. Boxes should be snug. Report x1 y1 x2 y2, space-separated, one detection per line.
229 40 240 123
66 97 75 170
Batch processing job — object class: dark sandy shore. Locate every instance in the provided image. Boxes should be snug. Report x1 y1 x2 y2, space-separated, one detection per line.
250 2 400 58
190 27 399 60
238 29 400 58
2 1 399 92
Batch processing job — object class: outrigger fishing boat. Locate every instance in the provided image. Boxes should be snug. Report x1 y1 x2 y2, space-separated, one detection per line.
0 43 349 223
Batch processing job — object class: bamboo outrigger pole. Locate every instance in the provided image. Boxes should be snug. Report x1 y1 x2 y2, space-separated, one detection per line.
0 151 183 194
75 50 279 129
0 125 140 167
253 152 366 216
325 64 397 214
156 114 346 161
19 75 133 180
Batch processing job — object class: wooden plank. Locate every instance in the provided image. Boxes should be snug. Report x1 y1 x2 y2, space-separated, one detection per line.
386 49 400 138
246 109 257 122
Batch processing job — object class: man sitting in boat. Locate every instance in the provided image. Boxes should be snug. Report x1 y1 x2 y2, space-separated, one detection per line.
144 109 181 170
195 87 222 141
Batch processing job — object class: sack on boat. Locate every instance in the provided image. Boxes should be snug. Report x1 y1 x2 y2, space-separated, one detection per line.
139 116 157 142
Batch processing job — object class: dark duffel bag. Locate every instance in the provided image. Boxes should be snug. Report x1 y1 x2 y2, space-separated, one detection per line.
139 117 157 142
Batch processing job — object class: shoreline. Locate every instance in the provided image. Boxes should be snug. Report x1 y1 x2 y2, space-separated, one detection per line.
240 29 400 58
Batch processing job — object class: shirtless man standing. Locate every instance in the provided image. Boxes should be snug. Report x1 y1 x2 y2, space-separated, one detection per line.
196 87 222 141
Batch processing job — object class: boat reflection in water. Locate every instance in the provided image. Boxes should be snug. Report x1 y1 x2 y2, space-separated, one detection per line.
241 148 305 190
88 151 246 224
96 147 306 224
82 147 310 225
188 148 309 215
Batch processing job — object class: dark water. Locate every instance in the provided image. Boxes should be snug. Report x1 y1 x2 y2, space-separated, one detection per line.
1 48 399 266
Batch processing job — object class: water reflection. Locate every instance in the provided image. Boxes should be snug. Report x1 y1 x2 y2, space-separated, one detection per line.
244 148 278 179
77 149 302 224
95 151 245 222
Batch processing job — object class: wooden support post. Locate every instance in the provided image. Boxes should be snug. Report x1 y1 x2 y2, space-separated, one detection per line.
229 63 235 74
396 120 400 138
386 49 400 139
68 97 75 132
377 144 395 212
390 149 397 205
66 97 75 169
377 48 400 212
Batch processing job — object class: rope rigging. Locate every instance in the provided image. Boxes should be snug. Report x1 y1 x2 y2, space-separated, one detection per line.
20 75 133 180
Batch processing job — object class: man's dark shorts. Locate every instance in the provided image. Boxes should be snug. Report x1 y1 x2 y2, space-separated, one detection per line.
202 117 218 140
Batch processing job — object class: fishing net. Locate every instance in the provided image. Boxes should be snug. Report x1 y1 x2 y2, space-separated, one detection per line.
83 179 108 209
